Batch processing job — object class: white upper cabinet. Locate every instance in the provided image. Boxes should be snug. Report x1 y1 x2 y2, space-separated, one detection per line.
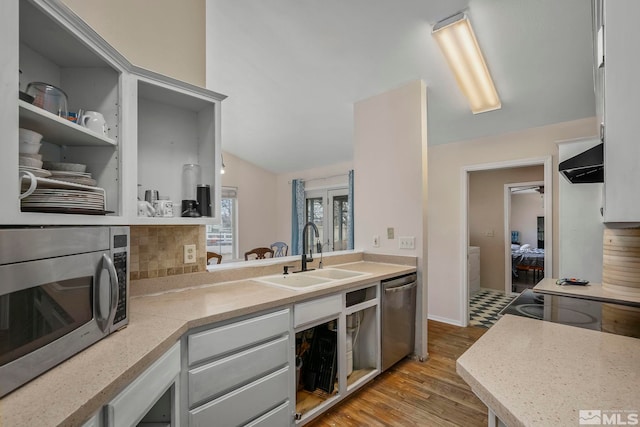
127 70 224 224
1 0 225 225
599 0 640 223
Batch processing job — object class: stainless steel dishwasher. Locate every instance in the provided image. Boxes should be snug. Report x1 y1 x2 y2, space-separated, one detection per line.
381 273 417 371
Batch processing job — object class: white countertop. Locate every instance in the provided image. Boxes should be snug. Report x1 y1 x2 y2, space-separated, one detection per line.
457 315 640 427
533 278 640 306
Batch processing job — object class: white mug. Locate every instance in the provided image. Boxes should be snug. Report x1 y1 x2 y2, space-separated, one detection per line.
153 199 174 217
80 111 108 137
137 200 156 217
19 171 38 199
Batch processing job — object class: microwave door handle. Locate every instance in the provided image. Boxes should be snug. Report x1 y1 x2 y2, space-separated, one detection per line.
99 253 119 332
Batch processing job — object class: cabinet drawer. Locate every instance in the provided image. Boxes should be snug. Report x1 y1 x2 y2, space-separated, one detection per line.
294 293 341 327
245 402 290 427
107 342 180 427
188 309 290 365
189 335 289 406
189 367 290 427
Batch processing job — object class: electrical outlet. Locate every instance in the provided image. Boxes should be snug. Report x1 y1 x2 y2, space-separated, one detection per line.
387 227 395 239
398 236 415 249
372 235 380 247
183 244 196 264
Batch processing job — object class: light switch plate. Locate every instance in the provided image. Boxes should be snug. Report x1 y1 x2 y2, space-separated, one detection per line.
399 236 415 249
184 244 196 264
387 227 394 239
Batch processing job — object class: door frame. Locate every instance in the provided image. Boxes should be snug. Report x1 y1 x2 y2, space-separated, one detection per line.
503 180 545 295
460 156 553 325
305 186 348 252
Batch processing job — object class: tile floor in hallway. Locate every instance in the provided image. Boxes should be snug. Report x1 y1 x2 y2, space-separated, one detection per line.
468 289 515 328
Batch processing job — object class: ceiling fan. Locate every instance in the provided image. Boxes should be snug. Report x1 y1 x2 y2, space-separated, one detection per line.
511 185 544 194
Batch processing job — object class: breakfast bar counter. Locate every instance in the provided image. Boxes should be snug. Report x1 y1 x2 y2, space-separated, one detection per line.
457 314 640 427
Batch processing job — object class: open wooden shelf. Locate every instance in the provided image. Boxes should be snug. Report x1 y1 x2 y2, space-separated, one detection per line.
346 368 376 388
295 383 339 417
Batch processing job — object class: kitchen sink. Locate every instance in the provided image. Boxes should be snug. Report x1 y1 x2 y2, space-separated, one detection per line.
256 274 333 289
301 268 367 280
256 268 369 291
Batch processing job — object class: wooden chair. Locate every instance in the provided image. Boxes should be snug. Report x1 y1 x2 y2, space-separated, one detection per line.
244 247 274 261
270 241 288 257
207 251 222 265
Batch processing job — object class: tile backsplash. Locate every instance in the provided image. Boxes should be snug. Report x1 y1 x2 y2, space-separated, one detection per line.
130 225 206 280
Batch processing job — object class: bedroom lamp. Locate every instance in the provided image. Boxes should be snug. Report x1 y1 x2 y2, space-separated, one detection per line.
432 13 501 114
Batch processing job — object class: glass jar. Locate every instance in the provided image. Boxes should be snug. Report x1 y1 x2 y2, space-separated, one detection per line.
181 164 201 217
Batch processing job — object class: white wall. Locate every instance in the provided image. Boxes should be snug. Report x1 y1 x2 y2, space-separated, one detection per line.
511 192 544 248
354 80 427 358
558 138 604 282
220 151 278 258
428 117 598 325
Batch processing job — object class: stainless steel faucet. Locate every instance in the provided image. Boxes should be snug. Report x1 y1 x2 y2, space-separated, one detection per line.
301 221 322 272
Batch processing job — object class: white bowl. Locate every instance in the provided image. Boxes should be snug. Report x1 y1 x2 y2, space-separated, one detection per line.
19 156 44 168
19 141 41 154
20 152 42 160
19 128 43 144
42 161 87 172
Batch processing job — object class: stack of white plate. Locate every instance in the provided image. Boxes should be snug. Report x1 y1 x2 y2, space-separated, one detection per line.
21 188 104 211
48 170 97 187
18 165 51 178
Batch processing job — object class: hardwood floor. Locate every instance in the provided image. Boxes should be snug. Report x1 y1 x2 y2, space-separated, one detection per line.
307 321 488 427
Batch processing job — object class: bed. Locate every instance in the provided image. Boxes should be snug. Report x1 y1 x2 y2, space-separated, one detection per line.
511 244 544 281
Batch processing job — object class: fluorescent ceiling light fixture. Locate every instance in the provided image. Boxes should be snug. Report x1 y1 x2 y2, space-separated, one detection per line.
432 13 501 114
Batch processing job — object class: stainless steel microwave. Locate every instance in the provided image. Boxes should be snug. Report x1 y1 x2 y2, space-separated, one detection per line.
0 226 129 397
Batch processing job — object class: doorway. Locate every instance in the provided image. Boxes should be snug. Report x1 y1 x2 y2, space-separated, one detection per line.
505 181 545 294
305 187 349 252
461 157 552 326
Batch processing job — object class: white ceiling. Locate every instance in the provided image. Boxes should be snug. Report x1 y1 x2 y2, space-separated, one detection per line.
206 0 595 173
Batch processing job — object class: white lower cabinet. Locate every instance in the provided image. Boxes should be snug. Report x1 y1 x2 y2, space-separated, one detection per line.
189 367 290 427
293 284 380 425
106 342 181 427
184 308 293 426
85 285 385 427
81 411 103 427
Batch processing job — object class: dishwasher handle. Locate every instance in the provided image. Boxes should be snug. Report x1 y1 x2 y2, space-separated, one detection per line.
384 281 417 293
381 273 416 287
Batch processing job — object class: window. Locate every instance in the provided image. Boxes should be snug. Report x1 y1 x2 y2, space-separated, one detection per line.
206 187 238 262
304 188 349 252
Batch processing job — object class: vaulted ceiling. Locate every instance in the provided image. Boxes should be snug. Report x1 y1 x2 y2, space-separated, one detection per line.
206 0 595 173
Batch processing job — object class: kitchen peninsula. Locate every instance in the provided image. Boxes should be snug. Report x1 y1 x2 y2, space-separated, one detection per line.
0 254 416 426
457 314 640 427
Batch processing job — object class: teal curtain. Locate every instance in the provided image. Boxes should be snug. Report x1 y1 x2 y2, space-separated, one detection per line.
291 179 305 255
347 170 354 250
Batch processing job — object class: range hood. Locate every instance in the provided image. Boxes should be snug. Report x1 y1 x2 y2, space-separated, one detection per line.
559 142 603 183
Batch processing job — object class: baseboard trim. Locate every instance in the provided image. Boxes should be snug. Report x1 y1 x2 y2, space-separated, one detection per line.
428 314 466 327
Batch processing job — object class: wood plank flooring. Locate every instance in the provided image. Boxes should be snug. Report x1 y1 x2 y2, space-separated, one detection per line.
307 321 488 427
